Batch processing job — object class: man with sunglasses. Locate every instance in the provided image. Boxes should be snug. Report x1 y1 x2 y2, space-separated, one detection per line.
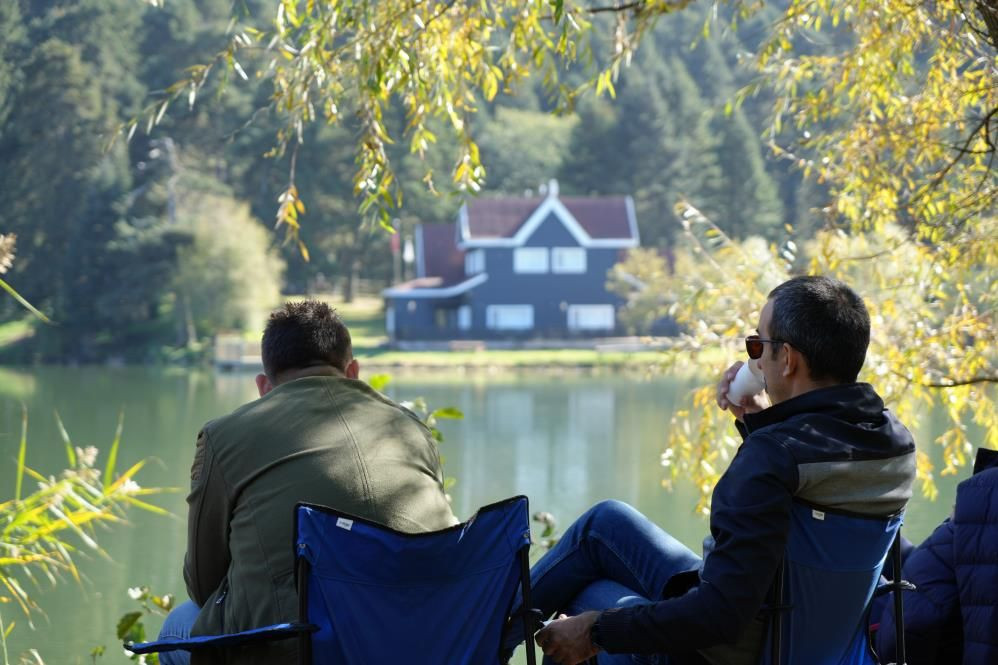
505 275 917 665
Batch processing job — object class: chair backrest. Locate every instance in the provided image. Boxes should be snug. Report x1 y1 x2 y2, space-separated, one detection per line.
762 501 902 665
294 495 535 665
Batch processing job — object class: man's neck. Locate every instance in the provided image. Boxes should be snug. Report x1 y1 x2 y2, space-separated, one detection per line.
273 365 346 386
784 376 843 402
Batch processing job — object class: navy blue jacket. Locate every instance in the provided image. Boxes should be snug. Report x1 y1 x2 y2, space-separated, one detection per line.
597 383 916 657
876 449 998 665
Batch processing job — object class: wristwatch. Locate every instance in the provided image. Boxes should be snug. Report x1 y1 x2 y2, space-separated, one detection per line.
589 613 605 651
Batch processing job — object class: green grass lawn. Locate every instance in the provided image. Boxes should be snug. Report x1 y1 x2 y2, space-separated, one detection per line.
0 295 712 372
335 296 389 349
320 296 677 370
358 347 671 369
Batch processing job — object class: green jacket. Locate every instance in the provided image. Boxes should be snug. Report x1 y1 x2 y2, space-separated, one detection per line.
183 375 457 664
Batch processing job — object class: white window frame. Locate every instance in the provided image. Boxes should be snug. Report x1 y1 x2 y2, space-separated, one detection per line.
486 305 534 330
464 249 485 276
552 247 587 274
457 305 472 331
567 304 615 331
513 247 549 274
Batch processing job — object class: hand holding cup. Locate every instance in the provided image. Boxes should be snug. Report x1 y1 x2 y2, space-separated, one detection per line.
717 361 768 421
727 362 765 404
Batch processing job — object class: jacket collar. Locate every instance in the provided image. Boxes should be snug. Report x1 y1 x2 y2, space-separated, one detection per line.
743 383 885 434
974 448 998 475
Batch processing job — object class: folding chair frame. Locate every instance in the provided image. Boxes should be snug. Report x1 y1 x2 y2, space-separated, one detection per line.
767 525 914 665
125 498 539 664
293 497 540 665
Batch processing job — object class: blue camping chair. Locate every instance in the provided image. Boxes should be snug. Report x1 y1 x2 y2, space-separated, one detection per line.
762 501 911 665
126 495 540 664
578 503 912 665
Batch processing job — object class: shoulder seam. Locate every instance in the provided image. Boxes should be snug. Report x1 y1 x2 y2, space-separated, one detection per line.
746 429 800 491
325 380 375 510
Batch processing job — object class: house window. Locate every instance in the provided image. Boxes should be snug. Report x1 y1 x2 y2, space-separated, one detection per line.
486 305 534 330
458 305 472 331
513 247 548 274
434 308 448 329
465 249 485 276
567 305 615 331
552 247 586 274
386 307 395 334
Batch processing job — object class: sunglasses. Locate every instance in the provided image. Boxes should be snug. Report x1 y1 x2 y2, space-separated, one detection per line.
745 335 786 360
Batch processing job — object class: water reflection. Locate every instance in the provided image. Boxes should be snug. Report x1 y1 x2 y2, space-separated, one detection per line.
0 367 35 400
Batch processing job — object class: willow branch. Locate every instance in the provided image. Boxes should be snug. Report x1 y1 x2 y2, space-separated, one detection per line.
588 1 644 14
924 375 998 388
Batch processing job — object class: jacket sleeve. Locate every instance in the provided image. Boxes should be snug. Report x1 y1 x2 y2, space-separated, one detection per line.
596 434 797 653
875 519 958 665
183 428 232 606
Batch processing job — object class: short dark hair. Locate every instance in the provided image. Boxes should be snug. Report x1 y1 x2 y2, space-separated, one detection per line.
261 300 352 379
767 276 870 383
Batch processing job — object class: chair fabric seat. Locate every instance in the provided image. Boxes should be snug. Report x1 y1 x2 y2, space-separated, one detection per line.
124 496 537 665
297 496 532 664
762 501 902 665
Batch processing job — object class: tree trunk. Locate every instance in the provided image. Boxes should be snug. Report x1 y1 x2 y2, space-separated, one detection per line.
343 266 355 303
176 291 197 349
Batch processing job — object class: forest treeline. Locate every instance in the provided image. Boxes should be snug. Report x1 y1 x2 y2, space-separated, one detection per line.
0 0 822 362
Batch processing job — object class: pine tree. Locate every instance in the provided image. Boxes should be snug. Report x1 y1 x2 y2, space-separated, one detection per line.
0 1 25 132
557 96 630 197
477 107 577 195
0 0 148 359
646 57 725 244
712 109 784 239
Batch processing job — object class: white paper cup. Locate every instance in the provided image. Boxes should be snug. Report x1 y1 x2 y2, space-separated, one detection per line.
727 362 765 404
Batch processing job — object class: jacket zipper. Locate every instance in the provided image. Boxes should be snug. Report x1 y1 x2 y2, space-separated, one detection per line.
215 581 228 634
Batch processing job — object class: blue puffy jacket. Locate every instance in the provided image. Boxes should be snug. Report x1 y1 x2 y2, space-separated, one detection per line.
876 449 998 665
594 383 916 660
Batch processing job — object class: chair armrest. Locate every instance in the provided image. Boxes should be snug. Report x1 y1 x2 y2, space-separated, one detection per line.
124 621 317 654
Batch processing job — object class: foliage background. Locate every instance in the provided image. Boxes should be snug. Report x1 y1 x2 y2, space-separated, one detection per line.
0 0 994 644
2 0 809 362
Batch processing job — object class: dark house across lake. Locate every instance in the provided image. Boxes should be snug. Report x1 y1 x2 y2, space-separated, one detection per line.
383 181 640 342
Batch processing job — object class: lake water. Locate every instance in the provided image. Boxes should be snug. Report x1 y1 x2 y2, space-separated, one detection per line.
0 367 965 664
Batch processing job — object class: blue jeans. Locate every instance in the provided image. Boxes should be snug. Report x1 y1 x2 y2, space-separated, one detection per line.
157 600 199 665
511 500 702 665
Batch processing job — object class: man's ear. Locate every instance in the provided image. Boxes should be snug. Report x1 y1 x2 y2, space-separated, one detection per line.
255 373 273 397
345 358 360 380
782 344 803 378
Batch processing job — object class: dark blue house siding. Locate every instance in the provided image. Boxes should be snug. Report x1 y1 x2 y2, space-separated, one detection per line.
388 296 470 341
386 208 635 341
461 214 623 339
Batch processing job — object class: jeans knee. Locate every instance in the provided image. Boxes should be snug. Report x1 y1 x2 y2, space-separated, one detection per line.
159 600 199 641
587 499 644 526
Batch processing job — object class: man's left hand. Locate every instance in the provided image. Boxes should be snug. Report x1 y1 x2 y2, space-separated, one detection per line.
535 611 601 665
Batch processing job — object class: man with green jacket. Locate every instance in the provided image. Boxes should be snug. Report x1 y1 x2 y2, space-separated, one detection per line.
158 300 458 665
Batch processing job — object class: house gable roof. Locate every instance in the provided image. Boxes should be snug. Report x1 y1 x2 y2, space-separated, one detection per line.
384 182 641 298
562 197 635 239
457 180 638 249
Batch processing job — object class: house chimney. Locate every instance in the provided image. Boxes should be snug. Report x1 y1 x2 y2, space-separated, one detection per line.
547 178 559 199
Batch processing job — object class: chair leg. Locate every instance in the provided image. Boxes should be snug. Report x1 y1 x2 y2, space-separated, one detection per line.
297 556 312 665
519 548 538 665
891 533 907 665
